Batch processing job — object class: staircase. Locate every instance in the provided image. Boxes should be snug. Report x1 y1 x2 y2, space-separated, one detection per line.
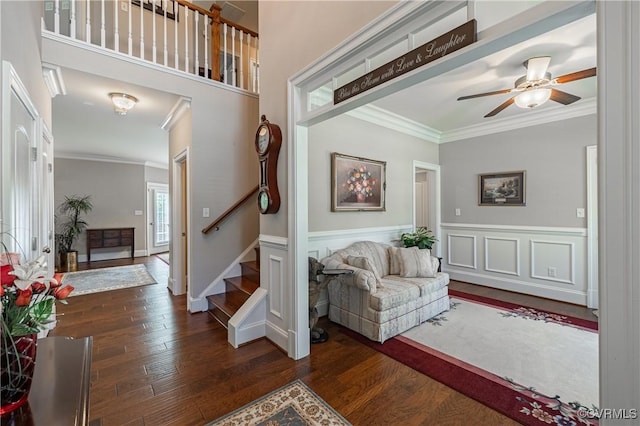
207 247 260 328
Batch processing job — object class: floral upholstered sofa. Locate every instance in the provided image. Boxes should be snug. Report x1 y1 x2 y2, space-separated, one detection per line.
321 240 450 343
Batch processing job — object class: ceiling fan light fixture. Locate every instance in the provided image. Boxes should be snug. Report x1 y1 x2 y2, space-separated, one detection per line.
109 92 138 115
514 88 551 109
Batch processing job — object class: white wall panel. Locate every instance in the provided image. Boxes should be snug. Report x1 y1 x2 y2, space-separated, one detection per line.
268 254 284 319
447 234 477 269
530 240 575 284
485 237 520 276
259 234 288 351
442 223 587 305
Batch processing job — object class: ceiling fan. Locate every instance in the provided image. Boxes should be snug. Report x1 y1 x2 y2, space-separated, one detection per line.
457 56 596 118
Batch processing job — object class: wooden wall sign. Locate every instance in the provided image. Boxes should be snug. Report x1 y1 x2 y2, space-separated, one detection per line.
334 19 477 105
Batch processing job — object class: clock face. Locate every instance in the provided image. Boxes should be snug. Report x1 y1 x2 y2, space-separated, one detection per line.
258 190 270 213
257 126 269 155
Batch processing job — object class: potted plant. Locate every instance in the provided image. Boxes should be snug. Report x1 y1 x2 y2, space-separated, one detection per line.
55 195 93 272
400 226 437 250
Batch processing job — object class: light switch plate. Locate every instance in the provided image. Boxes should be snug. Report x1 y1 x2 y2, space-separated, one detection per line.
577 208 585 218
455 208 461 216
203 208 210 218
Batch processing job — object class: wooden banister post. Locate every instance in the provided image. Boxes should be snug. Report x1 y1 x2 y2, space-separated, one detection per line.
210 4 222 81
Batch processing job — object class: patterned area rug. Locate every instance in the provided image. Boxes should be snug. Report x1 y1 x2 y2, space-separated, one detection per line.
343 290 599 426
62 264 157 296
207 380 351 426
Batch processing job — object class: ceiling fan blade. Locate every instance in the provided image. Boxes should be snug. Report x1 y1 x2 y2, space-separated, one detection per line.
554 67 597 84
525 56 551 81
550 89 581 105
457 88 512 101
484 97 515 118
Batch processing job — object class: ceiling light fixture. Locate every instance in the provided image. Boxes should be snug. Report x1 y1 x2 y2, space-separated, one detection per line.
514 88 552 109
109 92 138 115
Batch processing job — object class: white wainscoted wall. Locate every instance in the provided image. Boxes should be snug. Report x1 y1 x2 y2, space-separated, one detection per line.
441 223 588 305
259 234 290 351
308 224 413 316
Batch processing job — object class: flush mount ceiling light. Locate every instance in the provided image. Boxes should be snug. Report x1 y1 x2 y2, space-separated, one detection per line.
109 92 138 115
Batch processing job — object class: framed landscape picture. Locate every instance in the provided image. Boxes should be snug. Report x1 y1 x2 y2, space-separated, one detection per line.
479 170 526 206
331 153 386 212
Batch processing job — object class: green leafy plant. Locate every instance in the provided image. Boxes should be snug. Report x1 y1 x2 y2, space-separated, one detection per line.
55 195 93 254
400 227 437 250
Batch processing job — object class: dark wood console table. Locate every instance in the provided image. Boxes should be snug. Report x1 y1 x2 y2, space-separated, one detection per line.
1 336 93 425
86 227 134 262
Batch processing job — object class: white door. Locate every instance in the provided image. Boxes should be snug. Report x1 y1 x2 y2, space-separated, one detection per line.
147 182 169 255
1 62 42 266
39 120 55 269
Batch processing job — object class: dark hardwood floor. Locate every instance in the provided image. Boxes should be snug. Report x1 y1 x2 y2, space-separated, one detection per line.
50 256 596 425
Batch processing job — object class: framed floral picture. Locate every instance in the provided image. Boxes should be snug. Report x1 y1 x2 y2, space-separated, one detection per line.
331 152 386 212
478 170 526 206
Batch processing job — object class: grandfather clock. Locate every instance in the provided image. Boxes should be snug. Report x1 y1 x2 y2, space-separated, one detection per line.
254 115 281 214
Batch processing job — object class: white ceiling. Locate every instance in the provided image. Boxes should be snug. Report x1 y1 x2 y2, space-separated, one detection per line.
52 67 181 167
51 9 596 165
369 13 597 138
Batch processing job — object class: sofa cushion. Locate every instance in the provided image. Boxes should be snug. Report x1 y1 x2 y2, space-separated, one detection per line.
368 279 421 311
346 255 383 287
397 247 439 278
388 246 418 275
381 273 449 297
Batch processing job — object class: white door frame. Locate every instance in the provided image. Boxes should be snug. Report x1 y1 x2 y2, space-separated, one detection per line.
171 148 189 298
586 145 598 309
413 161 441 257
146 181 169 256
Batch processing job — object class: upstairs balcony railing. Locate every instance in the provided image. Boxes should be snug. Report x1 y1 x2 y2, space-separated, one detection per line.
42 0 259 93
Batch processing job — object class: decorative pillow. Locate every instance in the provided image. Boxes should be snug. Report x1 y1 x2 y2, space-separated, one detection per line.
397 247 439 278
388 246 418 275
346 255 383 287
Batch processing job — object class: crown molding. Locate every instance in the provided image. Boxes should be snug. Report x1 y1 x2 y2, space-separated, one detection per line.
55 151 168 168
42 62 67 97
439 97 597 143
347 104 441 143
161 97 191 130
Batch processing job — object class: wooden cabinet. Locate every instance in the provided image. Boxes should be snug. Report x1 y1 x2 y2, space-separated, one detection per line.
86 227 135 262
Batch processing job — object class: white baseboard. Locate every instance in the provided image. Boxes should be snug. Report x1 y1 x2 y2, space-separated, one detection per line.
448 270 587 305
266 320 288 352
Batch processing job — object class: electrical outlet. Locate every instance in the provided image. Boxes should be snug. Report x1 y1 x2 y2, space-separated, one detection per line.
134 210 143 216
455 208 461 216
203 208 210 218
548 267 557 277
577 208 585 218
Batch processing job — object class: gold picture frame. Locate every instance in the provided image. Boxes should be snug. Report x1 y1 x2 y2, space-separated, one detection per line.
331 153 386 212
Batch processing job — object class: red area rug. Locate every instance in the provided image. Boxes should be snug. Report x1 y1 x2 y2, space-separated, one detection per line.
341 289 599 426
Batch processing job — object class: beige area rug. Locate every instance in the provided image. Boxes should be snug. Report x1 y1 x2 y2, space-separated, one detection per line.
207 380 351 426
62 264 157 296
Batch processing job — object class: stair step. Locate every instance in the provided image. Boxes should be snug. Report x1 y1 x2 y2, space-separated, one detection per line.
206 247 261 333
240 261 260 284
225 276 259 295
208 306 230 329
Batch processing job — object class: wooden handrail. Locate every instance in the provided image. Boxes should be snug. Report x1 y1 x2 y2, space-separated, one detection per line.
202 186 259 234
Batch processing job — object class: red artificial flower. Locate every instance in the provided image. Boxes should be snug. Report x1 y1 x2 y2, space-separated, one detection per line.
1 264 15 285
16 288 33 306
54 285 74 300
32 282 47 293
49 273 64 288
